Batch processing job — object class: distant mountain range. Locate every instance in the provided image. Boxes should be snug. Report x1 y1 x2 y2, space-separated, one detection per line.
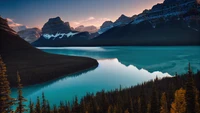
18 28 41 43
31 0 200 46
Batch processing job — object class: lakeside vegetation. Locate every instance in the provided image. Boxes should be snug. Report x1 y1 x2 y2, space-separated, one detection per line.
0 56 200 113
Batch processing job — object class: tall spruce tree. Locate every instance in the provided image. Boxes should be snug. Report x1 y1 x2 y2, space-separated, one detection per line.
46 100 51 113
42 92 47 113
185 63 196 113
150 84 159 113
170 88 186 113
0 56 15 113
140 85 147 113
29 99 34 113
160 92 168 113
16 72 27 113
35 96 41 113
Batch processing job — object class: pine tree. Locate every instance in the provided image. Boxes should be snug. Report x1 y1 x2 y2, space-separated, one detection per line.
46 100 51 113
170 88 186 113
138 97 142 113
65 101 71 113
107 105 113 113
16 72 28 113
129 98 134 113
150 84 159 113
72 96 79 112
42 92 47 113
160 92 168 113
0 56 15 113
140 85 147 113
195 89 200 113
53 104 58 113
59 101 65 113
185 63 196 113
35 96 41 113
29 99 34 113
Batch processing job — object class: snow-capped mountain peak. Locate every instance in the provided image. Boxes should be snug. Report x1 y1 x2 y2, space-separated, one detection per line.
43 32 79 40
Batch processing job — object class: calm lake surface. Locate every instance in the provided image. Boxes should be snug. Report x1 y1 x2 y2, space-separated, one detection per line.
11 46 200 106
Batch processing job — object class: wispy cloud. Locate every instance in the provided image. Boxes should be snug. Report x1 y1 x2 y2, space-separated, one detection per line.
6 18 27 32
70 17 111 28
197 0 200 4
88 17 95 20
7 18 23 27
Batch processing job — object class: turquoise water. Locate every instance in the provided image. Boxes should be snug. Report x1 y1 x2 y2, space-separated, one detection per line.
11 46 200 107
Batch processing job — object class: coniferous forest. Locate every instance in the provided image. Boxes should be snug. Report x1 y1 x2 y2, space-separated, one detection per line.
0 55 200 113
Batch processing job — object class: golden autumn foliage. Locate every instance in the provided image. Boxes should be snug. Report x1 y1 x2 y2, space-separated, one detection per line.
170 88 186 113
160 92 168 113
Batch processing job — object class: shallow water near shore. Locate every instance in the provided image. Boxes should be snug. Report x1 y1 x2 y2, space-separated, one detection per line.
11 46 200 106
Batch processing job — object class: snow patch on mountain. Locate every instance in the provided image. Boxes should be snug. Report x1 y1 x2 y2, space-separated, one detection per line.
43 32 79 40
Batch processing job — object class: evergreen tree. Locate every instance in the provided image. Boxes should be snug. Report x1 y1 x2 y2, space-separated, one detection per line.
107 105 113 113
42 92 47 113
35 96 41 113
46 100 51 113
53 104 58 113
150 84 159 113
195 89 200 113
138 97 141 113
0 56 15 113
147 102 151 113
140 85 147 113
16 72 28 113
170 88 186 113
59 101 65 113
185 63 196 113
129 98 134 113
72 96 79 112
29 99 34 113
65 101 71 113
160 92 168 113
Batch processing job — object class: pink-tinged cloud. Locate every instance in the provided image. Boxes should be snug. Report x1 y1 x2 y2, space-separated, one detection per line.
197 0 200 4
88 17 95 20
6 18 27 32
70 17 111 28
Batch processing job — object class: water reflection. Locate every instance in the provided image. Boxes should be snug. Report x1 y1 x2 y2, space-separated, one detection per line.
11 58 171 106
39 46 200 75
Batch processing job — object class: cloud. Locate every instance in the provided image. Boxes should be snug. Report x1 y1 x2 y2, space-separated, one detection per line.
197 0 200 4
88 17 95 20
7 18 22 27
6 18 27 32
70 17 111 28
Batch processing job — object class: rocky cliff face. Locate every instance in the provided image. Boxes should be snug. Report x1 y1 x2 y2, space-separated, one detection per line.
114 14 131 26
18 28 41 43
100 21 113 29
91 16 200 46
98 21 114 34
42 17 71 34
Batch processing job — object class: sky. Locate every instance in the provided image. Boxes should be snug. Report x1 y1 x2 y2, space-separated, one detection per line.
0 0 164 28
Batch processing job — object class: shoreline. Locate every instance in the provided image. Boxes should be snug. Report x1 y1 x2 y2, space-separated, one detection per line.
10 64 98 88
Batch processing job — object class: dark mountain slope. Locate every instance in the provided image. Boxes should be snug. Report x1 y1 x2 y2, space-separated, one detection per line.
0 17 98 87
90 18 200 46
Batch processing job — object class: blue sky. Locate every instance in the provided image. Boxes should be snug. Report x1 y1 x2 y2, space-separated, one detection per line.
0 0 163 28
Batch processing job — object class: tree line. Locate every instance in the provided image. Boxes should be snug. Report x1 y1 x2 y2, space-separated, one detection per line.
0 56 200 113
